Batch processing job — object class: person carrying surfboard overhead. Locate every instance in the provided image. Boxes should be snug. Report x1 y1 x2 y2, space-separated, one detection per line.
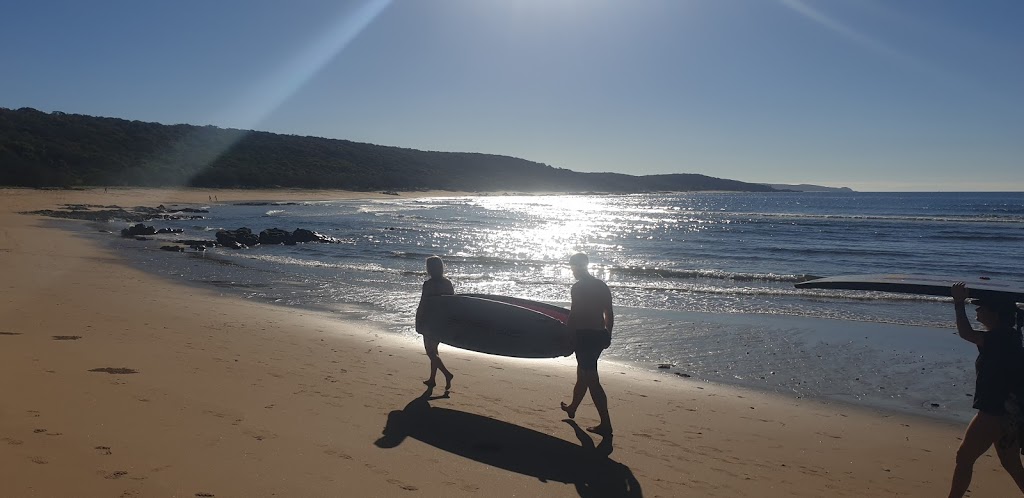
947 282 1024 498
560 252 614 436
415 256 455 391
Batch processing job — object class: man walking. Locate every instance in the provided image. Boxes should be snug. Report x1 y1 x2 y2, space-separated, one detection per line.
560 252 614 435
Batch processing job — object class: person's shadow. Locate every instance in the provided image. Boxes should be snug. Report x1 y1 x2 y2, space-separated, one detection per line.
375 387 642 497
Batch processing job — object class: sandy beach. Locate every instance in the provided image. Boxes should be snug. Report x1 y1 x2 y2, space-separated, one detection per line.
0 187 1017 497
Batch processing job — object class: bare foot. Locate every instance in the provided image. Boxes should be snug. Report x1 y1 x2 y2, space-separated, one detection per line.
586 424 612 436
423 379 436 387
560 402 576 419
443 373 454 391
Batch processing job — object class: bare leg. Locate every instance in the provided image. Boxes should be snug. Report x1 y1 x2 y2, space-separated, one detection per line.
438 358 454 390
996 434 1024 492
423 336 439 386
949 412 1002 498
561 366 588 419
424 357 454 389
584 370 612 435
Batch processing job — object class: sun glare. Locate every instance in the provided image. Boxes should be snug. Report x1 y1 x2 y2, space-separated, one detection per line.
179 0 394 187
469 195 622 262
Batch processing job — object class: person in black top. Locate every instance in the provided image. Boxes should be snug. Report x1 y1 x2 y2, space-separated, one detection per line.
414 256 455 391
947 282 1024 497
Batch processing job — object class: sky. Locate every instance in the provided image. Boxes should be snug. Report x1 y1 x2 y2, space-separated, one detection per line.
1 0 1022 191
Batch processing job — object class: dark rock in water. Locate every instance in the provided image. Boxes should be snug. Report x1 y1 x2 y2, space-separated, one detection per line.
216 227 259 248
657 364 673 369
132 205 167 216
121 223 157 237
234 202 298 206
292 228 340 243
151 214 205 220
173 239 215 251
674 372 691 378
154 205 208 214
292 228 316 243
259 227 292 245
25 203 206 223
160 245 185 252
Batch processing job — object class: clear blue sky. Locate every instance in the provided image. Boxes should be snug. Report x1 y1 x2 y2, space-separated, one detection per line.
2 0 1021 191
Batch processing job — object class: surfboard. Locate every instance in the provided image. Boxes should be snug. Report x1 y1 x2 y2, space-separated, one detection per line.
795 274 1024 303
418 295 573 358
459 294 570 324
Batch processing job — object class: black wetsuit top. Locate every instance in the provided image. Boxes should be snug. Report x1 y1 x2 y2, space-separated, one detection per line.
974 326 1024 415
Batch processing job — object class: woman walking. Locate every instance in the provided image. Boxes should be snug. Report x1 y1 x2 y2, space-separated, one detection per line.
948 282 1024 497
415 256 455 391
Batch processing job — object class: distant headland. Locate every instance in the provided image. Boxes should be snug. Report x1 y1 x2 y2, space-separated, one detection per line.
0 107 841 193
761 184 855 193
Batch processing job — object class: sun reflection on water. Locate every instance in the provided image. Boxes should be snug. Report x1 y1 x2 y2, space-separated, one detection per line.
469 195 627 262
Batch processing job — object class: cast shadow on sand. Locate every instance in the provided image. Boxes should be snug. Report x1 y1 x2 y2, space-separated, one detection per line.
375 387 642 498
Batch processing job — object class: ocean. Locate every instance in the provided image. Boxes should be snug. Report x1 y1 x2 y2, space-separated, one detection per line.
88 191 1024 421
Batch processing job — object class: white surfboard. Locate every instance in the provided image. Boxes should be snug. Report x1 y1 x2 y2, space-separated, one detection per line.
418 295 572 358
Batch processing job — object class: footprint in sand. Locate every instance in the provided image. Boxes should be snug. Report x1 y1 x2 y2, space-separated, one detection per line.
95 446 112 455
89 367 138 374
0 331 22 336
386 478 418 491
195 493 215 497
242 428 277 442
52 335 82 341
324 449 353 460
103 470 128 479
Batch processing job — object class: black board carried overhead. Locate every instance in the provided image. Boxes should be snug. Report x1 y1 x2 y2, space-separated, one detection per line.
795 274 1024 304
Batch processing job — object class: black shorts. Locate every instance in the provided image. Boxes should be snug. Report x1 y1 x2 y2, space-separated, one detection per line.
575 329 610 371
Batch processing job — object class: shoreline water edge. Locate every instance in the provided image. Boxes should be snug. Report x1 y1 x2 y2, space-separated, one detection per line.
4 187 1023 496
69 189 1021 422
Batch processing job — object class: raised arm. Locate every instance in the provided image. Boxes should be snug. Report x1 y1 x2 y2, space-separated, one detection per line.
952 282 984 346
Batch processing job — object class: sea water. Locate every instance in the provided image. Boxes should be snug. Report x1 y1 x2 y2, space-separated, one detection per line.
92 191 1024 421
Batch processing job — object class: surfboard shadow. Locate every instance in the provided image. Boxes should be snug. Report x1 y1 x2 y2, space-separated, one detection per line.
375 389 643 498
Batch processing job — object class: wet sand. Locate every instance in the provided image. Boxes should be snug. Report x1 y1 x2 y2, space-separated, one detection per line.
0 187 1017 497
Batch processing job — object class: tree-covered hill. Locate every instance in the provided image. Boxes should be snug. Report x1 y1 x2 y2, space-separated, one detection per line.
0 107 775 192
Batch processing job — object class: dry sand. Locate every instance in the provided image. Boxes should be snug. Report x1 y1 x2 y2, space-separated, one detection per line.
0 187 1017 497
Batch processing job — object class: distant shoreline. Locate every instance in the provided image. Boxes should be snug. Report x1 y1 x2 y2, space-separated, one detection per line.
1 106 774 193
